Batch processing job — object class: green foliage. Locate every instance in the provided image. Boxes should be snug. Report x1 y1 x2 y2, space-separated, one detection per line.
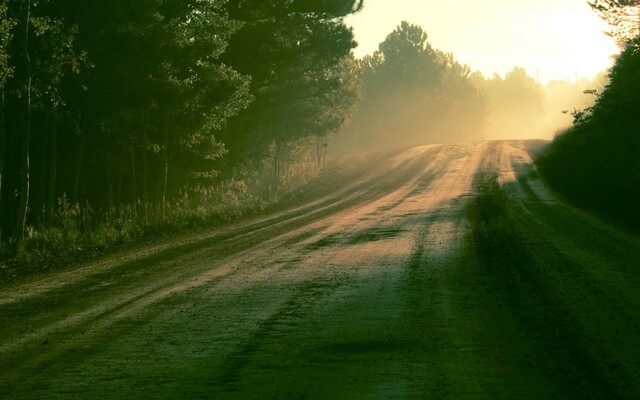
537 36 640 231
468 171 513 259
0 0 362 256
218 0 362 161
0 3 15 86
62 0 253 202
5 0 87 109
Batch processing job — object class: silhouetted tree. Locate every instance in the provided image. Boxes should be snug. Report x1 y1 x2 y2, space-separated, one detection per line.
589 0 640 46
51 0 252 210
218 0 363 165
537 34 640 230
471 68 546 139
1 0 85 244
337 21 486 152
0 3 15 242
0 0 254 244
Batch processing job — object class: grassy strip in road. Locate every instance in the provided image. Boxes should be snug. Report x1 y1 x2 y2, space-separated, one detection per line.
467 171 622 399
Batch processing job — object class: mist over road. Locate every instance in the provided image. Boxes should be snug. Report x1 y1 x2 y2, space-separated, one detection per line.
1 141 639 399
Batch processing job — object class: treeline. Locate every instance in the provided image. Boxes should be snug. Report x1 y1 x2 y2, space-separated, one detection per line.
332 21 486 153
471 68 606 140
0 0 362 249
330 21 600 154
536 34 640 230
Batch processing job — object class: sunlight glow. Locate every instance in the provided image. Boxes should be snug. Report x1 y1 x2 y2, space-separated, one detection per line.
346 0 619 83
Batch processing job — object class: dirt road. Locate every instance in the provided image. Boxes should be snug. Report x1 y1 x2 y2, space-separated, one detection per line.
1 141 639 399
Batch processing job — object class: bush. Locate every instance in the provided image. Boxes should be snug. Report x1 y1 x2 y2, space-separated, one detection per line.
536 38 640 232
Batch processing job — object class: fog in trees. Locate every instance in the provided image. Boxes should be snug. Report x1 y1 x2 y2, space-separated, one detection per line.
538 27 640 230
471 68 608 140
331 22 486 154
330 21 606 156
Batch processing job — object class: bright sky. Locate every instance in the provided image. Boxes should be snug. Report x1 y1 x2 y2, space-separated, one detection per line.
346 0 619 84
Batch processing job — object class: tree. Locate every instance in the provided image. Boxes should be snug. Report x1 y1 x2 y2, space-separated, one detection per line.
52 0 252 211
335 22 486 152
471 68 546 139
0 0 254 244
536 35 640 230
589 0 640 46
1 0 85 244
0 3 15 242
0 0 367 254
217 0 363 166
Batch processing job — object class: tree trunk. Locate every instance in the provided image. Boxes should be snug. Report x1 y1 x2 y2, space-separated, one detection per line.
45 113 58 225
321 137 328 168
107 174 114 210
141 133 148 203
274 143 280 188
141 133 148 223
0 85 5 243
38 117 48 223
15 113 30 244
162 117 169 221
316 136 328 168
72 125 85 205
130 146 137 205
15 3 32 245
117 174 122 208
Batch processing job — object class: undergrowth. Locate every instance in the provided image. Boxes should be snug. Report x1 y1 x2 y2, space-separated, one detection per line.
0 153 321 286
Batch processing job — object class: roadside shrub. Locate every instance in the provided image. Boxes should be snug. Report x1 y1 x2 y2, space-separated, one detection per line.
1 141 322 285
536 38 640 232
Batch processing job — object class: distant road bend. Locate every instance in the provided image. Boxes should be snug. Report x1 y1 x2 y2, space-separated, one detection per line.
1 140 639 399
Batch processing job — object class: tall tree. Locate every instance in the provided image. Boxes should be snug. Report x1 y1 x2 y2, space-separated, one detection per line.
471 67 546 139
337 22 486 152
218 0 363 165
54 0 252 209
0 0 252 243
2 0 84 244
0 2 15 242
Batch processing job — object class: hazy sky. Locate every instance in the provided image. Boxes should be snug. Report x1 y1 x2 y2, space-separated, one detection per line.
346 0 619 83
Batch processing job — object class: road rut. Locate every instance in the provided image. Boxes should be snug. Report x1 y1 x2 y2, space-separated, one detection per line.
1 141 639 399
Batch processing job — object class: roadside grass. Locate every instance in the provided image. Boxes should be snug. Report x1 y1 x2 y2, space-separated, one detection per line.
467 170 551 309
466 170 625 399
0 156 322 286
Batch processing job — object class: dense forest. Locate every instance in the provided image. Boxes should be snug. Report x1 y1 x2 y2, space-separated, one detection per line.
0 0 363 262
537 0 640 231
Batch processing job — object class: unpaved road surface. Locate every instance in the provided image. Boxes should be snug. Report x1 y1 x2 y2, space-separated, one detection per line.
1 141 639 399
